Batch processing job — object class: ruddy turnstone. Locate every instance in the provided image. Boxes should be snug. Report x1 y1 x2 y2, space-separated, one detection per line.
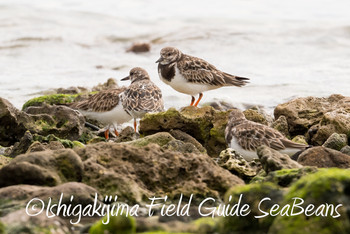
70 87 132 139
156 47 249 107
121 67 164 131
225 109 309 161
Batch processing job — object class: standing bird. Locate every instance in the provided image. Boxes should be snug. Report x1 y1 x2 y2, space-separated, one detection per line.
156 47 249 107
225 109 309 161
70 87 132 140
121 67 164 131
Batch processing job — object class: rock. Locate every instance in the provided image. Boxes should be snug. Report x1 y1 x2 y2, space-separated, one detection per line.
274 94 350 144
127 132 203 154
250 167 318 187
89 214 136 234
8 131 33 157
24 104 85 140
139 106 231 157
126 42 151 53
124 132 175 148
163 139 203 154
22 93 78 110
243 109 268 125
0 97 31 146
340 145 350 156
0 149 83 187
91 78 119 92
115 126 139 143
271 115 290 138
75 142 244 204
0 155 11 169
312 109 350 145
322 133 348 151
218 183 284 234
169 129 207 154
297 146 350 168
218 148 261 180
257 146 303 173
0 182 100 217
0 182 100 232
291 135 308 145
205 101 236 111
1 208 69 234
269 168 350 233
0 98 85 146
26 140 65 153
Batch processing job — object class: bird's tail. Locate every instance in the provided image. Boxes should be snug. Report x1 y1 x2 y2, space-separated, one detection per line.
223 72 250 87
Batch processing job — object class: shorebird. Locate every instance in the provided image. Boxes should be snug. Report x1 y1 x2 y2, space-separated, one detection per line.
156 47 249 107
121 67 164 131
225 109 309 161
70 87 131 139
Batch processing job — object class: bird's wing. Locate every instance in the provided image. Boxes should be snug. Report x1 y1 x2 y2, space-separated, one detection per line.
177 55 227 86
70 88 124 112
232 122 287 151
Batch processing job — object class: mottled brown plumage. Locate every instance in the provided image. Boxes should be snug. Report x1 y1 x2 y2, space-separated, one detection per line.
225 109 308 160
70 88 125 112
121 67 164 131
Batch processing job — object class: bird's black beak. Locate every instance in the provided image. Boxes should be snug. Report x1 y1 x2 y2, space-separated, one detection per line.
121 76 130 81
155 57 163 63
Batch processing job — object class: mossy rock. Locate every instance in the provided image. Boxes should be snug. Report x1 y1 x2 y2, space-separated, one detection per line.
138 232 192 234
217 183 284 234
22 94 78 110
292 135 308 145
269 168 350 234
0 221 5 234
33 134 75 148
243 109 268 125
140 106 231 157
191 217 218 234
250 167 318 187
125 132 175 148
89 214 136 234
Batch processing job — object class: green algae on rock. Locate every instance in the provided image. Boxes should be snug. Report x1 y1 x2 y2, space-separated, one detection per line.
269 168 350 234
89 214 136 234
322 132 348 151
250 167 318 187
218 183 284 234
22 93 78 110
0 149 83 187
139 106 231 157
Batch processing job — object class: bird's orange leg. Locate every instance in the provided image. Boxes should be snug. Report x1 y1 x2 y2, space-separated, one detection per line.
194 93 203 107
104 129 110 140
133 119 137 132
190 96 195 106
114 130 119 137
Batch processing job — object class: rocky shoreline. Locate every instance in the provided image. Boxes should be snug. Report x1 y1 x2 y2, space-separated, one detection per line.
0 80 349 233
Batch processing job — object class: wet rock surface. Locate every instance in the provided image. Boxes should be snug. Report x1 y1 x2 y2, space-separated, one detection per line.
297 146 350 168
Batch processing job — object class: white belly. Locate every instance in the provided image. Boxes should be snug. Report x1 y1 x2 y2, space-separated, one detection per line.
159 67 219 96
79 103 132 126
229 137 302 161
229 137 259 161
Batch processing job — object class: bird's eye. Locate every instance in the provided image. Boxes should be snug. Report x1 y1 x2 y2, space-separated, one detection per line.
130 72 134 75
167 53 171 56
